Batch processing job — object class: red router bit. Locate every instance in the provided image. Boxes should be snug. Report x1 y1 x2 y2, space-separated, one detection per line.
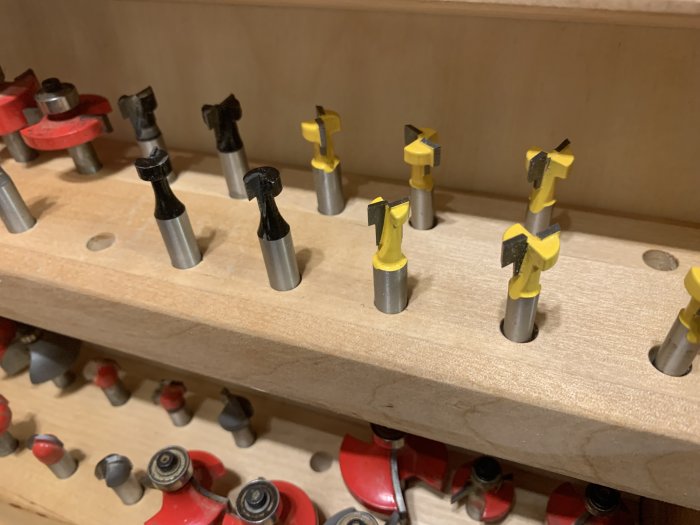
21 77 112 174
339 424 449 521
146 446 229 525
27 433 78 479
153 380 193 426
0 395 19 456
0 67 39 163
83 358 131 406
450 456 515 523
223 478 318 525
546 483 634 525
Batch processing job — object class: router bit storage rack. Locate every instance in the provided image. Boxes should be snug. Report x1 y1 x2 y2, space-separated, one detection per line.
0 140 699 517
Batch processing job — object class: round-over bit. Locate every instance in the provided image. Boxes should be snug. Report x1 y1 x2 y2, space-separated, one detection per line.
95 454 144 505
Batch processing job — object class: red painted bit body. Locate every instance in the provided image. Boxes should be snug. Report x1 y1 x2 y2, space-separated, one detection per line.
0 70 39 135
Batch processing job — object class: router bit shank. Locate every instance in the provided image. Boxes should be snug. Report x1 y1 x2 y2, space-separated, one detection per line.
28 434 78 479
0 166 35 233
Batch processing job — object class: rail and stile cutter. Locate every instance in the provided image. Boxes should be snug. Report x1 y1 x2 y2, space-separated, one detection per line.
404 125 440 230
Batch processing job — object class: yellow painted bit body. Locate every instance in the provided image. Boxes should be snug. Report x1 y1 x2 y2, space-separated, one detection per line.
678 267 700 343
526 143 574 213
301 108 340 173
404 127 438 191
372 197 410 272
503 223 560 300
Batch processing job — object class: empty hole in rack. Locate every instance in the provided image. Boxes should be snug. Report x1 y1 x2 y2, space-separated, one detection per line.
499 319 539 343
309 452 333 473
86 232 115 252
648 345 692 376
642 250 678 271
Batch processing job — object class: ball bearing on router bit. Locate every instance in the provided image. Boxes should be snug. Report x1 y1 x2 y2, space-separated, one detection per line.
0 166 36 234
235 478 281 525
147 446 194 492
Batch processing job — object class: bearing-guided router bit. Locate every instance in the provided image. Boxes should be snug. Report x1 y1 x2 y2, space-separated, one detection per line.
95 454 145 505
119 86 176 183
135 148 201 269
218 388 256 448
501 223 560 342
27 434 78 479
153 380 193 427
652 267 700 376
28 332 80 388
0 395 18 457
301 106 345 215
368 197 410 314
202 94 248 199
83 358 131 406
0 67 40 162
244 166 301 291
0 166 35 233
524 139 574 234
404 125 440 230
324 508 380 525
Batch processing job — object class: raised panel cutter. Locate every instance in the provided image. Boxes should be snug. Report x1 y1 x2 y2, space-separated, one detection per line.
404 125 440 230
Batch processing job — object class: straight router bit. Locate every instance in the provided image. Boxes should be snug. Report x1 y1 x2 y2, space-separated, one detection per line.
524 139 574 234
244 166 301 291
27 434 78 479
0 395 18 457
653 267 700 376
119 86 176 183
83 358 131 406
135 148 201 269
95 454 145 505
501 223 561 342
153 380 193 427
404 125 440 230
218 389 256 448
368 197 410 314
301 106 345 215
0 166 36 233
202 94 248 199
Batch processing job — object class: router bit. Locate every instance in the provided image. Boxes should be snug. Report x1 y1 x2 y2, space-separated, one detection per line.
22 78 112 174
0 318 28 376
325 508 380 525
546 483 633 525
0 165 35 233
451 456 515 523
404 125 440 230
119 86 176 184
27 434 78 479
95 454 145 505
153 380 193 427
27 332 80 388
368 197 410 314
0 67 40 162
83 358 131 406
136 148 201 269
202 94 248 199
652 267 700 376
244 166 301 291
501 223 560 343
218 389 256 448
301 106 345 215
524 139 574 234
225 478 318 525
0 395 18 457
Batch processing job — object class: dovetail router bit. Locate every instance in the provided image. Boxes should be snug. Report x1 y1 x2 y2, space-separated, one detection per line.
28 434 78 479
524 139 574 234
95 454 145 505
0 395 18 457
0 166 36 233
153 380 193 426
136 148 201 269
244 166 301 291
501 223 560 342
28 333 80 388
202 94 248 199
368 197 410 314
652 267 700 376
83 358 131 406
219 389 256 448
404 125 440 230
0 67 40 162
301 106 345 215
119 86 176 184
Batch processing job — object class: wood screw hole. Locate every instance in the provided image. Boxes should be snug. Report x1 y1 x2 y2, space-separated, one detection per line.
643 250 678 271
86 232 116 252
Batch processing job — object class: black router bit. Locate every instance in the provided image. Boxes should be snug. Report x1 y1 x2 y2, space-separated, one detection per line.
95 454 145 505
244 167 300 291
135 148 201 269
0 166 36 233
218 389 256 448
119 86 176 183
202 94 248 199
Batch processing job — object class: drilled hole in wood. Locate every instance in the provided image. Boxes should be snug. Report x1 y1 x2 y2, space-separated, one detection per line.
309 451 333 473
643 250 678 271
86 232 115 252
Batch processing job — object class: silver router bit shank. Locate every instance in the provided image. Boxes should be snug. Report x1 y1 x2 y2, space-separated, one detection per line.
67 143 102 174
0 431 18 457
103 381 131 406
95 454 144 505
314 166 345 216
235 479 280 525
219 149 248 199
0 166 36 233
28 435 78 479
653 317 698 376
373 265 408 315
157 213 201 270
168 405 193 427
524 204 553 235
0 340 30 375
503 294 539 343
409 186 434 230
2 131 37 163
28 333 80 387
260 232 301 292
49 451 78 479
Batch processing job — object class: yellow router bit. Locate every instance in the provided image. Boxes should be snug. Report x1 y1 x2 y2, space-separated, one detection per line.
653 267 700 376
368 197 410 314
524 139 574 234
501 223 560 342
301 106 345 216
404 124 441 231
